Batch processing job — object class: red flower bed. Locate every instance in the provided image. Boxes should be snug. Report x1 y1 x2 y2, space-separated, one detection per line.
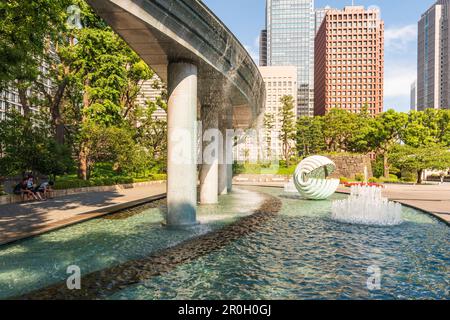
343 182 384 188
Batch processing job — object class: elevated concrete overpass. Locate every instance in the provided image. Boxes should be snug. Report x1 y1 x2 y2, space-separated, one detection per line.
87 0 265 227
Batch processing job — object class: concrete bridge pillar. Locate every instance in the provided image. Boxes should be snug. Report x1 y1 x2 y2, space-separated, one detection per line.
166 62 198 227
226 108 234 192
200 105 219 204
218 115 228 196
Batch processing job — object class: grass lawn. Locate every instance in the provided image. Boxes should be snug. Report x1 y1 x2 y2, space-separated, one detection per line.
53 163 166 190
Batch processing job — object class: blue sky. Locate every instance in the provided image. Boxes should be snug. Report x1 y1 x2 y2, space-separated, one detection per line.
203 0 436 112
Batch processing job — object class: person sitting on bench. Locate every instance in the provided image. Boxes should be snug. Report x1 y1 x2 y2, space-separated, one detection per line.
13 178 38 201
26 175 43 201
35 181 54 200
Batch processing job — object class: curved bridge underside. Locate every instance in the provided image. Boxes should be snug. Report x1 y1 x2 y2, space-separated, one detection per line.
87 0 266 226
87 0 265 128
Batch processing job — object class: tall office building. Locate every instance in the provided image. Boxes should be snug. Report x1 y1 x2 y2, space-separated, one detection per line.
417 0 450 110
260 66 298 157
411 80 418 111
314 6 385 116
234 66 297 161
264 0 315 117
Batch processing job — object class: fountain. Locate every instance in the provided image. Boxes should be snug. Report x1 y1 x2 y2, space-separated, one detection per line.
284 179 297 193
331 186 403 226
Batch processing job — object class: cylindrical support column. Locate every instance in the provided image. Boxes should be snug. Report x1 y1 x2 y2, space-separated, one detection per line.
199 105 219 204
166 62 198 227
218 117 228 195
226 108 234 192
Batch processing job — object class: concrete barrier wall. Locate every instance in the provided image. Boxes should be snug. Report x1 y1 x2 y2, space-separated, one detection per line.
0 180 166 205
328 154 373 180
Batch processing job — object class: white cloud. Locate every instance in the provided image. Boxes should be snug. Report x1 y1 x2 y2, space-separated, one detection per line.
385 64 416 98
383 62 417 117
253 35 260 48
385 24 417 52
242 34 261 65
384 64 416 111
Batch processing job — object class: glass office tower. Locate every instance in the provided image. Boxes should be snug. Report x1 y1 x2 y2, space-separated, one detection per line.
417 0 450 110
266 0 315 117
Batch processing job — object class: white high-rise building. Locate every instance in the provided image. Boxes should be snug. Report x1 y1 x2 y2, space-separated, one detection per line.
417 0 450 110
136 74 167 120
234 66 298 162
0 59 54 120
260 66 298 158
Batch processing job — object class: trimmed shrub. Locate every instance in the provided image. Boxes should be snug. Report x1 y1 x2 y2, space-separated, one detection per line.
378 174 399 184
389 174 399 182
149 174 167 181
401 171 417 182
340 177 349 184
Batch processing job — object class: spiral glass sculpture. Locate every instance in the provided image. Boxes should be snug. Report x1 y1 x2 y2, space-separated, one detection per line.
293 156 340 200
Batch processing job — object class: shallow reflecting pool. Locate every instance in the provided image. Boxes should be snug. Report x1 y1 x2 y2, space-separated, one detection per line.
0 188 264 299
0 186 448 299
109 187 449 300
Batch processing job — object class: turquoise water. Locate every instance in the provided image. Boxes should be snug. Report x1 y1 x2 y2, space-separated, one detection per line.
108 187 449 300
0 186 448 300
0 188 264 299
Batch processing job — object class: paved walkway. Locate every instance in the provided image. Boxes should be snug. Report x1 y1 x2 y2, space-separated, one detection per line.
375 184 450 224
0 183 166 246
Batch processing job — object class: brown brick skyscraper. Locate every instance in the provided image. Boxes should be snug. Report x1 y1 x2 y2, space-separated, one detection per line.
314 6 384 116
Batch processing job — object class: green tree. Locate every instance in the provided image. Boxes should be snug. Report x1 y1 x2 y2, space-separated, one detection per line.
1 0 167 183
0 111 72 177
134 97 168 173
279 95 296 166
79 123 138 178
435 109 450 146
321 109 359 152
296 116 326 156
366 109 408 178
390 144 450 184
0 0 71 86
347 108 376 153
63 26 153 179
403 109 450 148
